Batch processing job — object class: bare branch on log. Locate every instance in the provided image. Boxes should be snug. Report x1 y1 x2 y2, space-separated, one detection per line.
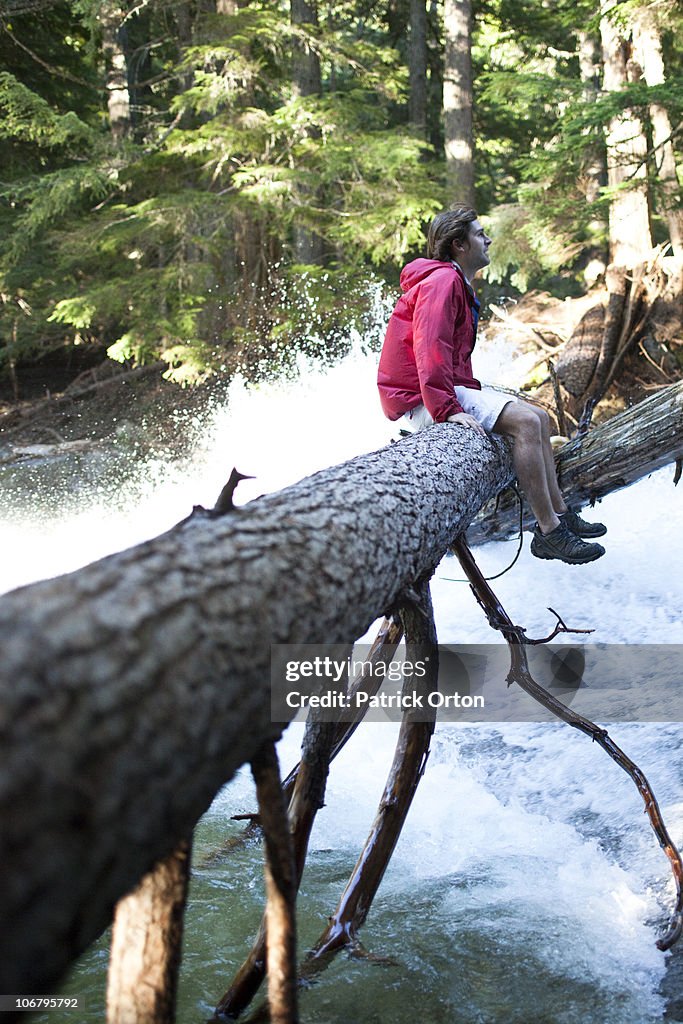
547 359 568 438
304 581 438 970
204 617 403 861
584 264 629 408
452 536 683 951
524 606 593 644
213 469 255 515
597 264 651 399
280 617 404 802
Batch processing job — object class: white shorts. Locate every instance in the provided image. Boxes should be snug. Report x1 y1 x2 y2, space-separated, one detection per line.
402 386 516 434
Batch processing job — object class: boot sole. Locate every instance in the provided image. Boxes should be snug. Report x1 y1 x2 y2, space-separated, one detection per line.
530 542 605 564
571 526 607 539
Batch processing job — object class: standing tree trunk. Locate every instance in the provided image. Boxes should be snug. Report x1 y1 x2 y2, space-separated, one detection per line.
600 0 652 265
578 29 605 206
291 0 321 98
98 1 131 143
632 5 683 256
577 28 608 274
290 0 324 263
443 0 475 206
408 0 428 135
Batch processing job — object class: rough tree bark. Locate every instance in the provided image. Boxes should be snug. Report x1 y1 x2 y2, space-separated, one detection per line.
443 0 475 205
0 426 512 1001
408 0 428 135
600 0 652 265
106 841 192 1024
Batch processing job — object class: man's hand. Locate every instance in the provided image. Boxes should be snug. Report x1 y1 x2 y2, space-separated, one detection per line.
446 412 487 437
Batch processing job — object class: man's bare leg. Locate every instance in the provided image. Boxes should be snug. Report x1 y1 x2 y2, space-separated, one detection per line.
519 402 607 538
493 400 606 562
524 403 567 515
493 402 560 534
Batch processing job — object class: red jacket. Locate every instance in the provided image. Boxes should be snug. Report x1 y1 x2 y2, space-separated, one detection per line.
377 259 481 422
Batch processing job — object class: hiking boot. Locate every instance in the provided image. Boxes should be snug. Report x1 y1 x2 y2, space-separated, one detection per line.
560 509 607 538
530 521 605 564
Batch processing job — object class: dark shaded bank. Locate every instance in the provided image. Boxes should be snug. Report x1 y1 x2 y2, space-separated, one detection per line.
0 359 229 461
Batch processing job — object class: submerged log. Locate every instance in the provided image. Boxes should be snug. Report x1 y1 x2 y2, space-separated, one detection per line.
305 583 438 967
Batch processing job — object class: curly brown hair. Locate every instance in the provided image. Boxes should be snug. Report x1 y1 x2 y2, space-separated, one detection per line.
427 206 478 261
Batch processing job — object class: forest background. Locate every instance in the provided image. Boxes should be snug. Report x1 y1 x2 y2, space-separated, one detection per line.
0 0 681 402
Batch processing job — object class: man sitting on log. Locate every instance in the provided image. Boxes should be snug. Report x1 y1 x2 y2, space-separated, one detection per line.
377 205 606 565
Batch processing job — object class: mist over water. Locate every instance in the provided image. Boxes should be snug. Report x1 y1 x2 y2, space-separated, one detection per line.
3 322 683 1023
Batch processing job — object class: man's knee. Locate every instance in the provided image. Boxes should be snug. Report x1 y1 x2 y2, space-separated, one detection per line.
495 402 543 441
522 401 551 435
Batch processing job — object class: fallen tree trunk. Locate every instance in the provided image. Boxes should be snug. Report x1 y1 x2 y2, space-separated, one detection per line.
468 379 683 544
0 426 512 999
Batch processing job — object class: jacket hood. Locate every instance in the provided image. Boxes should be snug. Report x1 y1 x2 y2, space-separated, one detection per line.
399 258 456 292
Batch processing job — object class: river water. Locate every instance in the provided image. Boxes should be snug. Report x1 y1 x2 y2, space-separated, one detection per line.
2 325 683 1024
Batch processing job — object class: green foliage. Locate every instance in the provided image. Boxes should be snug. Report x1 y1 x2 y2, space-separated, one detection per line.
483 203 583 291
1 0 446 385
1 0 681 389
0 72 93 147
3 161 116 262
